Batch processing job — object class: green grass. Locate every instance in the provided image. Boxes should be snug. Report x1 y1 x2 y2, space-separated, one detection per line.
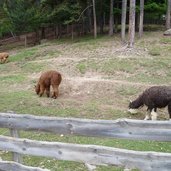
19 62 46 73
0 32 171 171
76 55 171 84
116 86 140 96
0 74 26 84
10 48 38 62
0 90 81 117
76 62 87 74
160 37 171 44
101 59 137 74
76 58 138 75
148 48 161 56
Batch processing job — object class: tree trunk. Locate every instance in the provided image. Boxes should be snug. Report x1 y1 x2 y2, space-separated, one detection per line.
55 25 58 38
103 12 106 28
71 24 74 40
121 0 127 42
109 0 114 36
86 0 92 33
99 0 104 34
128 0 136 48
166 0 171 29
139 0 144 38
114 1 119 33
135 12 139 32
41 27 45 39
58 24 62 38
92 0 97 38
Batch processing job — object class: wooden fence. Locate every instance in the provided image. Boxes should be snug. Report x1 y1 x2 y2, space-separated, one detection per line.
0 34 39 51
0 112 171 171
0 24 86 51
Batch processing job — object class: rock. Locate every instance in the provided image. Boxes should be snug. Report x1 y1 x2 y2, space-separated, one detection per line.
163 29 171 36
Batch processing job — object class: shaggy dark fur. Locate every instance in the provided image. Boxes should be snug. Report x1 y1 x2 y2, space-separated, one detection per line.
0 52 9 64
35 70 62 99
129 86 171 119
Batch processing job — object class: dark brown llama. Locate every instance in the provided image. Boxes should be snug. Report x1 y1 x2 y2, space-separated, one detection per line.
128 86 171 120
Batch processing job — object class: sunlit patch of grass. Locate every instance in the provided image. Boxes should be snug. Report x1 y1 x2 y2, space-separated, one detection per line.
160 37 171 44
148 48 161 56
116 86 140 96
127 73 170 84
101 59 137 74
34 48 62 60
76 62 87 74
19 62 46 73
0 74 26 84
10 48 38 62
0 62 20 74
0 91 36 113
76 58 138 75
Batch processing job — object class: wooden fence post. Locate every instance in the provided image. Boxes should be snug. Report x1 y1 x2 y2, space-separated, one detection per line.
24 35 27 47
10 129 23 163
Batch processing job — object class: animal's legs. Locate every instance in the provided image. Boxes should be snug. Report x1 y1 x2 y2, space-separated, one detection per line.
52 85 59 99
167 102 171 120
144 111 151 120
45 86 50 97
151 108 158 120
39 85 45 97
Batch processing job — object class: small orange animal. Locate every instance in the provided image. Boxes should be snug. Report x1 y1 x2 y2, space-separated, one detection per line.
35 70 62 99
0 52 9 63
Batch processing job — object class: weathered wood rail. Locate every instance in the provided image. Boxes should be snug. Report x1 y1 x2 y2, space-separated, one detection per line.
0 113 171 141
0 160 49 171
0 135 171 171
0 113 171 171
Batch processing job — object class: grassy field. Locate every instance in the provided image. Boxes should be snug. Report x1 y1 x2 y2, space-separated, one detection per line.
0 32 171 170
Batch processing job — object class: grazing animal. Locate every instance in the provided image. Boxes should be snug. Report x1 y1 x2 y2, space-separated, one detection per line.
35 70 62 99
128 86 171 120
0 52 9 64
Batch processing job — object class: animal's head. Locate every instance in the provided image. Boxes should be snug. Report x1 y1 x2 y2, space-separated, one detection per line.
35 84 40 94
0 53 9 63
128 100 138 114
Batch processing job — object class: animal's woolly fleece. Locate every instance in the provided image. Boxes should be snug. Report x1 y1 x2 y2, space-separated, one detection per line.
128 86 171 120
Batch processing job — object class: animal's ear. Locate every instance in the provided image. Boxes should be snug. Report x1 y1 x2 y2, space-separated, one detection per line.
129 99 132 103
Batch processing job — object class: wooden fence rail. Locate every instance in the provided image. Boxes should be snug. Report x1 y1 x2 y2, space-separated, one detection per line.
0 160 49 171
0 113 171 141
0 135 171 171
0 113 171 171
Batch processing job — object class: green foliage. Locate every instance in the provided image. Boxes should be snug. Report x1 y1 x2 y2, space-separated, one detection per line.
0 17 12 38
145 2 166 14
0 0 168 37
4 0 44 34
47 1 81 25
0 4 13 37
113 7 121 15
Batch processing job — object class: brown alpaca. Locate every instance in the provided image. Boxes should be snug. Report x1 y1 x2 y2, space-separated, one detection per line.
35 70 62 99
0 52 9 64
